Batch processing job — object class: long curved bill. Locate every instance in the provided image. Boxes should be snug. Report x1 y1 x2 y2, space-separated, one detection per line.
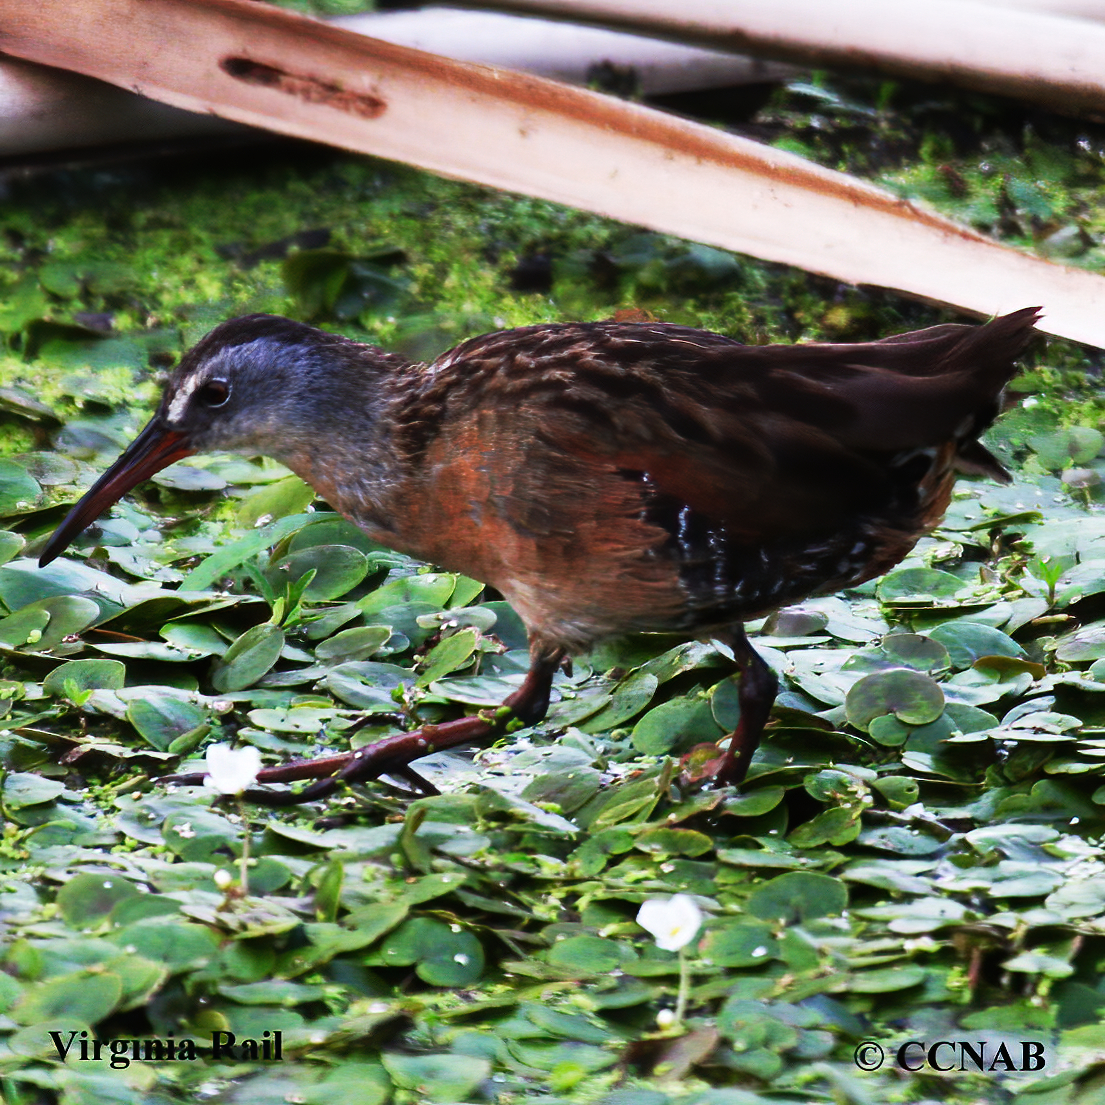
38 418 194 567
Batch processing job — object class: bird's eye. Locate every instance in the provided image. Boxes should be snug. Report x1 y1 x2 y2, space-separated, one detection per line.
197 380 230 408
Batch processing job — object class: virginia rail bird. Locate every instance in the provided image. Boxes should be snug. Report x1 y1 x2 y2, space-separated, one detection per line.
39 307 1039 805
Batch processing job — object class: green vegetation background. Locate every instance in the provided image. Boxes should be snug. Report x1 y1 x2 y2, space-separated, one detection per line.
3 70 1105 1104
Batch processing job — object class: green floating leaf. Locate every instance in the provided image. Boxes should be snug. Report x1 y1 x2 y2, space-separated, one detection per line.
42 658 126 699
973 655 1045 679
108 922 220 970
278 924 384 978
0 530 25 565
482 600 529 650
416 627 479 687
850 964 927 991
1003 952 1074 978
745 872 848 923
161 621 229 657
162 808 245 863
845 668 945 732
326 660 411 711
631 697 722 755
210 623 285 692
248 706 338 733
303 602 361 641
8 1022 84 1059
237 475 316 528
928 621 1025 668
30 595 101 651
762 609 828 637
787 806 861 848
17 451 76 485
877 567 964 602
0 606 50 650
522 767 602 815
219 979 330 1006
0 460 41 515
720 787 786 817
314 859 344 923
177 513 319 591
57 873 140 928
370 917 484 986
585 772 664 828
546 935 624 976
382 1053 490 1104
868 715 911 747
40 258 136 298
580 671 658 732
871 776 920 808
358 572 456 616
569 828 635 876
856 826 947 856
170 721 213 755
3 772 65 809
297 1063 391 1105
92 639 201 663
127 693 208 751
879 633 951 672
1028 427 1104 470
269 544 369 602
10 971 123 1026
314 624 391 663
1046 880 1105 919
110 895 183 927
702 922 779 967
151 465 226 491
288 516 389 555
634 828 713 857
1055 621 1105 662
715 998 799 1059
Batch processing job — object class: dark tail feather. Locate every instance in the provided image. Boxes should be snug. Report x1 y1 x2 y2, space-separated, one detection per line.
875 306 1041 383
948 306 1041 386
946 307 1042 483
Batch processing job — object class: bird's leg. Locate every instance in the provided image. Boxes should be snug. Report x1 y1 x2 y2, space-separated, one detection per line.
679 624 777 787
159 645 564 807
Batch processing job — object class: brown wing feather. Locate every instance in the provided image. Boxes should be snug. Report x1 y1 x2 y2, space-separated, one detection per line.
379 309 1037 648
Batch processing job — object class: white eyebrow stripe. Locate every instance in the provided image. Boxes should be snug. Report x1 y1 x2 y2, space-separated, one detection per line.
167 375 201 423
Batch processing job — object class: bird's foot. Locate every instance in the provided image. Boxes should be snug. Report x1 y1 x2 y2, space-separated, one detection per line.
157 648 564 807
678 742 744 789
158 712 501 806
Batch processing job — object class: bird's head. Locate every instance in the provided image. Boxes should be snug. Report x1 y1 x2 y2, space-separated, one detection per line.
38 314 389 566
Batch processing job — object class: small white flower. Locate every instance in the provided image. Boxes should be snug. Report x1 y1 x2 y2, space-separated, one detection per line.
202 743 262 796
656 1009 676 1029
636 894 703 952
213 869 233 890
